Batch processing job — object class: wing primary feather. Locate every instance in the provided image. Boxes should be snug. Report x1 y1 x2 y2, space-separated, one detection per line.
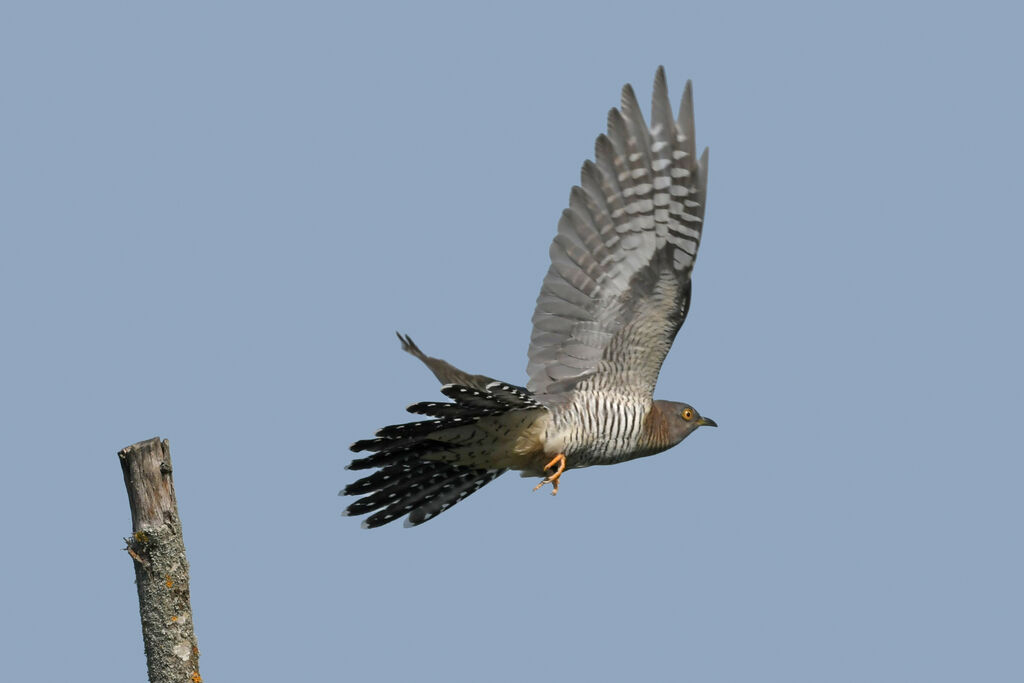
650 66 676 142
678 80 698 161
697 147 710 205
620 83 653 174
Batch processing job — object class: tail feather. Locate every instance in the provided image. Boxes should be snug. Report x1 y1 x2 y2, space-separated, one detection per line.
346 441 445 471
350 436 420 453
374 417 471 440
362 465 507 529
406 402 502 418
484 382 540 406
344 462 452 516
343 380 545 528
404 382 536 418
438 383 516 409
344 460 437 496
403 468 506 527
355 382 538 448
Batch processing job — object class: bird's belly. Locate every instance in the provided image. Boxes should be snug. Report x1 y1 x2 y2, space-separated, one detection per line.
542 397 651 469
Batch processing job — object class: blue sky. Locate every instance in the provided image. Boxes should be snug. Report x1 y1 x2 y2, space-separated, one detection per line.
2 2 1021 681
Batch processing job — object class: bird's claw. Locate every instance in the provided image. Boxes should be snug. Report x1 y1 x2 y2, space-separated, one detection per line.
532 453 566 496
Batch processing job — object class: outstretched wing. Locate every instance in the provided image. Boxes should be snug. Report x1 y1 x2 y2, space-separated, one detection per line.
526 67 709 401
396 333 499 392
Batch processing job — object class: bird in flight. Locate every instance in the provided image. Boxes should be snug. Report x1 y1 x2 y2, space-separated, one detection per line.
343 67 716 528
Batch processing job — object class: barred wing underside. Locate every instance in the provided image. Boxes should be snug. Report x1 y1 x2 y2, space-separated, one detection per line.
527 67 709 401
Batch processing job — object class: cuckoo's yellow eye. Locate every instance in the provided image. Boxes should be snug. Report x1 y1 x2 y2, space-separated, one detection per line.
682 408 694 421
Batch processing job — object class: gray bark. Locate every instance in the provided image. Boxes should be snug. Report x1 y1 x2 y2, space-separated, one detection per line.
119 437 202 683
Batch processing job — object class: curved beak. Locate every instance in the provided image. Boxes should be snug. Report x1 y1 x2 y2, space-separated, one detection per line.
697 416 718 428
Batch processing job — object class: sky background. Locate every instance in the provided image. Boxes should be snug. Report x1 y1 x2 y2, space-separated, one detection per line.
2 2 1022 681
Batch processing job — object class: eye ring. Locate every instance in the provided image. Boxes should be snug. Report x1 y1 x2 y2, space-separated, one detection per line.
682 408 694 421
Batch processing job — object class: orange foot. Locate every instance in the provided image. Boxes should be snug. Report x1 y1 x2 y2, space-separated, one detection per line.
532 453 566 496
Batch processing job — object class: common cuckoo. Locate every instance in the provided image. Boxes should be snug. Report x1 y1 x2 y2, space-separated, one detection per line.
344 67 716 528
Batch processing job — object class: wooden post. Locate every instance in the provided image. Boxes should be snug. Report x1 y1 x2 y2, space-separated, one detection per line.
119 437 202 683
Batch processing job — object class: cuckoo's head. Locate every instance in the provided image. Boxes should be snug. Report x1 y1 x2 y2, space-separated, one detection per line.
655 400 717 447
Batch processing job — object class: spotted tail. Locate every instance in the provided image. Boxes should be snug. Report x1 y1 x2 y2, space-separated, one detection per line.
343 382 544 528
